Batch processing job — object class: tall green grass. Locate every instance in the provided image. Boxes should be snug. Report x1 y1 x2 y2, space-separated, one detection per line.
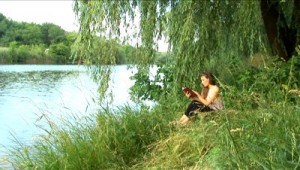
132 104 300 169
7 105 177 169
0 47 9 63
8 103 300 169
6 55 300 169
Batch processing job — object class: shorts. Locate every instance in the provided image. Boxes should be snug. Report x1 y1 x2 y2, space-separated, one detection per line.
185 100 213 117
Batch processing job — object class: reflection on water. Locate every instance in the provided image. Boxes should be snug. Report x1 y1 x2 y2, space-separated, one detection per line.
0 71 78 95
0 65 139 169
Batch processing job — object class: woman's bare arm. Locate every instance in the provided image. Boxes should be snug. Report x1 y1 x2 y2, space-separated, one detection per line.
192 87 219 106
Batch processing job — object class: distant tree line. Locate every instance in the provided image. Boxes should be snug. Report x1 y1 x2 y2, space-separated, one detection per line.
0 13 74 64
0 13 168 65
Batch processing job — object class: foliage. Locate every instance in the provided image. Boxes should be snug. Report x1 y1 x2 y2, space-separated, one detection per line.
130 52 172 104
0 12 140 65
5 0 300 169
129 63 174 102
117 44 138 64
0 42 72 64
41 23 67 46
8 105 174 169
7 86 300 169
0 13 67 47
6 53 300 169
0 46 9 63
48 42 71 64
221 55 300 110
72 0 269 100
71 0 299 104
131 104 300 169
0 13 72 64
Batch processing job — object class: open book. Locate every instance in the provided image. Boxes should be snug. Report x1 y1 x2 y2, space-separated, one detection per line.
182 87 197 98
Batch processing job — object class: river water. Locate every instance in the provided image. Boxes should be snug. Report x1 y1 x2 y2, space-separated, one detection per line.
0 64 147 169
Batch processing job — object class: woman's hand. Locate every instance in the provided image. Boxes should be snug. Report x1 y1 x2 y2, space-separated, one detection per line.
185 90 200 100
190 90 201 101
184 91 191 98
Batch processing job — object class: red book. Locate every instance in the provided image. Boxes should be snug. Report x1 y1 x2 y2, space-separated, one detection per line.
182 87 197 98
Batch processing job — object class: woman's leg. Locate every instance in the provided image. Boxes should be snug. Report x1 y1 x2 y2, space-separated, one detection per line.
179 114 188 122
169 115 187 126
185 101 205 116
170 101 206 126
178 101 206 126
179 115 190 126
173 102 197 126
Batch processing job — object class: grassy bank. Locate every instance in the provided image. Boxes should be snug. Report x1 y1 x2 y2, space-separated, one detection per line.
134 104 300 169
5 55 300 169
7 105 176 169
0 45 72 64
6 99 300 169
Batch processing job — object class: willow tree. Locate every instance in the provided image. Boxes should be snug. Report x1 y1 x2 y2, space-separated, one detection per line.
72 0 299 100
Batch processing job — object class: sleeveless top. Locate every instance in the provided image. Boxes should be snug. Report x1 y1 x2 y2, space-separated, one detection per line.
208 96 224 111
206 87 224 111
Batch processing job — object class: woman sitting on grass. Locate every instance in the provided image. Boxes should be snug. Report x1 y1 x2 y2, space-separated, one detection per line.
178 72 224 126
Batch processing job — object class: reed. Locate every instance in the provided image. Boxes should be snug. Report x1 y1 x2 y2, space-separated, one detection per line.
7 105 175 169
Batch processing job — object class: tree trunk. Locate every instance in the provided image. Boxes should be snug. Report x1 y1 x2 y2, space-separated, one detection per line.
294 0 300 48
260 0 299 61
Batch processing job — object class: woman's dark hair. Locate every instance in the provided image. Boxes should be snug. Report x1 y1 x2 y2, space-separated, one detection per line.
200 72 216 99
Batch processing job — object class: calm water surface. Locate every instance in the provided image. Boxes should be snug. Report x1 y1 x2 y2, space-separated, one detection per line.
0 65 140 169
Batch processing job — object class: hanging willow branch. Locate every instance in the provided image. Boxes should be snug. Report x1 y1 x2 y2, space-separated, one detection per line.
72 0 298 100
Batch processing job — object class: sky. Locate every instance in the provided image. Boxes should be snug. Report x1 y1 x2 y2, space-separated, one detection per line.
0 1 78 32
